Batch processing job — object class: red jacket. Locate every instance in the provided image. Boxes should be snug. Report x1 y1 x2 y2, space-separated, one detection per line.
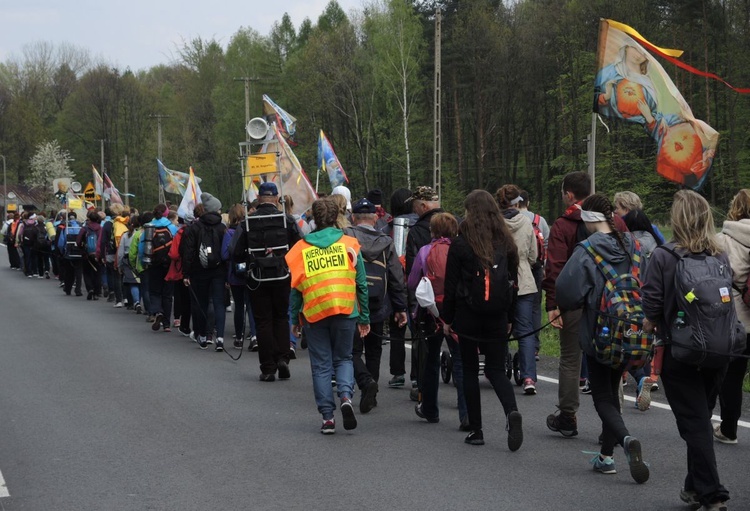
165 225 185 282
542 203 628 311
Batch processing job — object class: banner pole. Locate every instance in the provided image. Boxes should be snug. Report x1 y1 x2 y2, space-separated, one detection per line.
588 112 597 194
315 168 320 194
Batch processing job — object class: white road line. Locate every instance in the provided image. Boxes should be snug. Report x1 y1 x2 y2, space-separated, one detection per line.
403 345 750 430
0 468 10 497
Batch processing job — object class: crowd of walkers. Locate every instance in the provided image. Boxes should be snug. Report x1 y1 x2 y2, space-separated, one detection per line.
3 173 748 511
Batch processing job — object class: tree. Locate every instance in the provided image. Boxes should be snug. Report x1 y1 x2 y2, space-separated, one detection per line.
28 140 74 194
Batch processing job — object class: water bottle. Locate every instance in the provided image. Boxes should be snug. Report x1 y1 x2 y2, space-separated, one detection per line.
600 326 610 342
673 311 686 329
142 225 155 265
393 217 409 258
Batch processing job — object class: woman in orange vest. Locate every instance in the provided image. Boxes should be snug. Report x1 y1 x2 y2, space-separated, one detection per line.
287 197 370 434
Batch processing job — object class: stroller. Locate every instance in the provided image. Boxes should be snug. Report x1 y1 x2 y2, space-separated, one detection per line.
440 340 522 387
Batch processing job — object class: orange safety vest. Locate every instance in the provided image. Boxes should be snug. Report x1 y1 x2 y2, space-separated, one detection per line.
286 235 360 324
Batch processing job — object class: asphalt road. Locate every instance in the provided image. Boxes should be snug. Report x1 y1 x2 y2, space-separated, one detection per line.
0 247 748 511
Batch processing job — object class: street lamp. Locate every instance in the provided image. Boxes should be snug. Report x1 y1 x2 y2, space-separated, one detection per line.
1 155 5 214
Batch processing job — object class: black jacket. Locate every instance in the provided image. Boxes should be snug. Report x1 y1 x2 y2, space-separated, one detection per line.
405 208 444 275
182 212 226 278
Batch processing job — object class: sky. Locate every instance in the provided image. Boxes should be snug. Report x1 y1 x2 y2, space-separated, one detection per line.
0 0 363 71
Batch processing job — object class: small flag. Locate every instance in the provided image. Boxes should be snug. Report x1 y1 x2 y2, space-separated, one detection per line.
103 173 123 204
318 130 348 189
177 167 203 219
157 159 202 195
92 165 104 195
263 95 297 145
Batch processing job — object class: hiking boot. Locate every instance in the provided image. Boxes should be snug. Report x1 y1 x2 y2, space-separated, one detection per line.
151 313 163 331
415 403 439 423
341 398 357 430
713 424 737 444
523 378 537 395
277 360 290 380
680 488 701 510
464 430 484 445
214 337 224 352
388 375 405 388
636 377 652 411
321 418 335 435
360 381 378 414
546 411 578 437
623 435 649 484
591 454 617 475
507 411 523 452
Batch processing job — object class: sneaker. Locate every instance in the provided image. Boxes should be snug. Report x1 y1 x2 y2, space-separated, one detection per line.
680 488 701 510
546 411 578 437
341 398 357 430
197 336 208 350
146 314 155 323
523 378 537 395
277 360 290 380
163 326 171 333
360 381 379 414
321 418 335 434
713 424 738 444
206 336 214 345
173 319 181 328
289 345 297 360
180 328 192 338
114 302 123 308
591 454 617 475
135 303 143 314
411 379 418 389
623 435 649 484
45 271 50 279
636 377 652 411
107 294 115 303
535 350 540 361
259 373 276 382
37 274 44 279
579 378 587 388
580 380 591 394
414 403 439 423
388 375 405 388
409 387 420 402
214 337 224 352
233 337 243 349
702 502 728 511
151 313 163 331
459 416 471 432
650 381 659 391
465 430 485 445
248 336 258 352
507 410 523 452
27 274 32 278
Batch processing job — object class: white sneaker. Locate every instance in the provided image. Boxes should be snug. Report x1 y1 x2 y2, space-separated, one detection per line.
215 337 224 352
114 302 123 308
713 424 738 444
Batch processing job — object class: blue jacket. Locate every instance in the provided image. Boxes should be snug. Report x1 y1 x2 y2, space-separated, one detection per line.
138 217 178 261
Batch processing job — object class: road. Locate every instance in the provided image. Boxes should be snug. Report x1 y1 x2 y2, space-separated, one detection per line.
0 247 748 511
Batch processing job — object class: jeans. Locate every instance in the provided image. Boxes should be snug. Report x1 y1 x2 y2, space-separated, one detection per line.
22 245 37 275
304 315 356 419
230 284 256 339
586 355 630 457
353 321 385 389
148 265 174 326
128 284 141 305
248 281 290 375
189 275 226 338
389 315 417 380
661 345 728 506
531 265 543 352
445 335 467 422
558 309 583 416
514 294 537 381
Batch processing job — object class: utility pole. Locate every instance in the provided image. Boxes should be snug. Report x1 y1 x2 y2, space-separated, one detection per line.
433 8 442 200
149 114 171 203
99 139 106 210
234 77 261 147
1 155 6 215
123 155 130 209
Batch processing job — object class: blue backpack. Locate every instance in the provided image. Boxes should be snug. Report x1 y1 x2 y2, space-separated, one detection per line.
85 227 98 255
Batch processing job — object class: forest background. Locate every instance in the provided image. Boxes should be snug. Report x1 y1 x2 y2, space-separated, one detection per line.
1 0 749 222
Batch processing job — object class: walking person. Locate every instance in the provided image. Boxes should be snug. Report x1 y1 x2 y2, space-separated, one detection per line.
141 204 178 331
642 190 733 510
556 193 650 483
286 198 370 433
714 189 750 445
117 216 141 313
78 210 103 300
222 204 257 350
442 190 523 450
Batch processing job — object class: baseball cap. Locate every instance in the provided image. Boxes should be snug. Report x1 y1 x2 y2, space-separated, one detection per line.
352 198 376 214
406 186 439 202
258 182 279 196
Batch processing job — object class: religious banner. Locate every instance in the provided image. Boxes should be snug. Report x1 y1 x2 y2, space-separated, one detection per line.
594 19 719 189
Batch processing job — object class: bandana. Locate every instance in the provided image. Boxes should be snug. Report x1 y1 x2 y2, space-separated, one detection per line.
509 196 523 206
581 210 608 223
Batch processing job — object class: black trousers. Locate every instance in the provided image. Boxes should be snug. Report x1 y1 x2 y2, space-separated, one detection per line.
7 243 21 269
662 345 729 506
353 321 385 389
63 258 83 295
585 354 630 456
173 280 191 332
388 315 417 380
82 257 102 295
714 334 750 439
148 264 173 325
248 281 290 375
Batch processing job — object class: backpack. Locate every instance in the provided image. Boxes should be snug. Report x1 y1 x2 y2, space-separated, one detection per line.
147 225 173 267
532 214 546 265
425 239 451 314
22 224 40 247
723 234 750 308
244 214 290 281
362 250 388 312
661 244 747 368
65 224 84 259
582 239 654 371
32 224 49 251
198 222 223 270
464 248 513 314
85 227 99 256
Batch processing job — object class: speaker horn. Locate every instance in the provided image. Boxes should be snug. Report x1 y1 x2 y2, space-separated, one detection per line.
247 117 270 140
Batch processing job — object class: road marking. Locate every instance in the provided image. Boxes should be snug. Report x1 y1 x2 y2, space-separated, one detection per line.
0 468 9 497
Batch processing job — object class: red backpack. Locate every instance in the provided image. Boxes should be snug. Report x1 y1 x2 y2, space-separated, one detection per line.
532 214 546 264
425 239 451 314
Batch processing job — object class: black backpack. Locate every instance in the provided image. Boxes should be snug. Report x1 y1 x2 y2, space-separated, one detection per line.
464 249 514 314
661 244 747 368
198 221 224 270
149 226 174 267
363 251 388 312
22 224 41 247
244 214 290 281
